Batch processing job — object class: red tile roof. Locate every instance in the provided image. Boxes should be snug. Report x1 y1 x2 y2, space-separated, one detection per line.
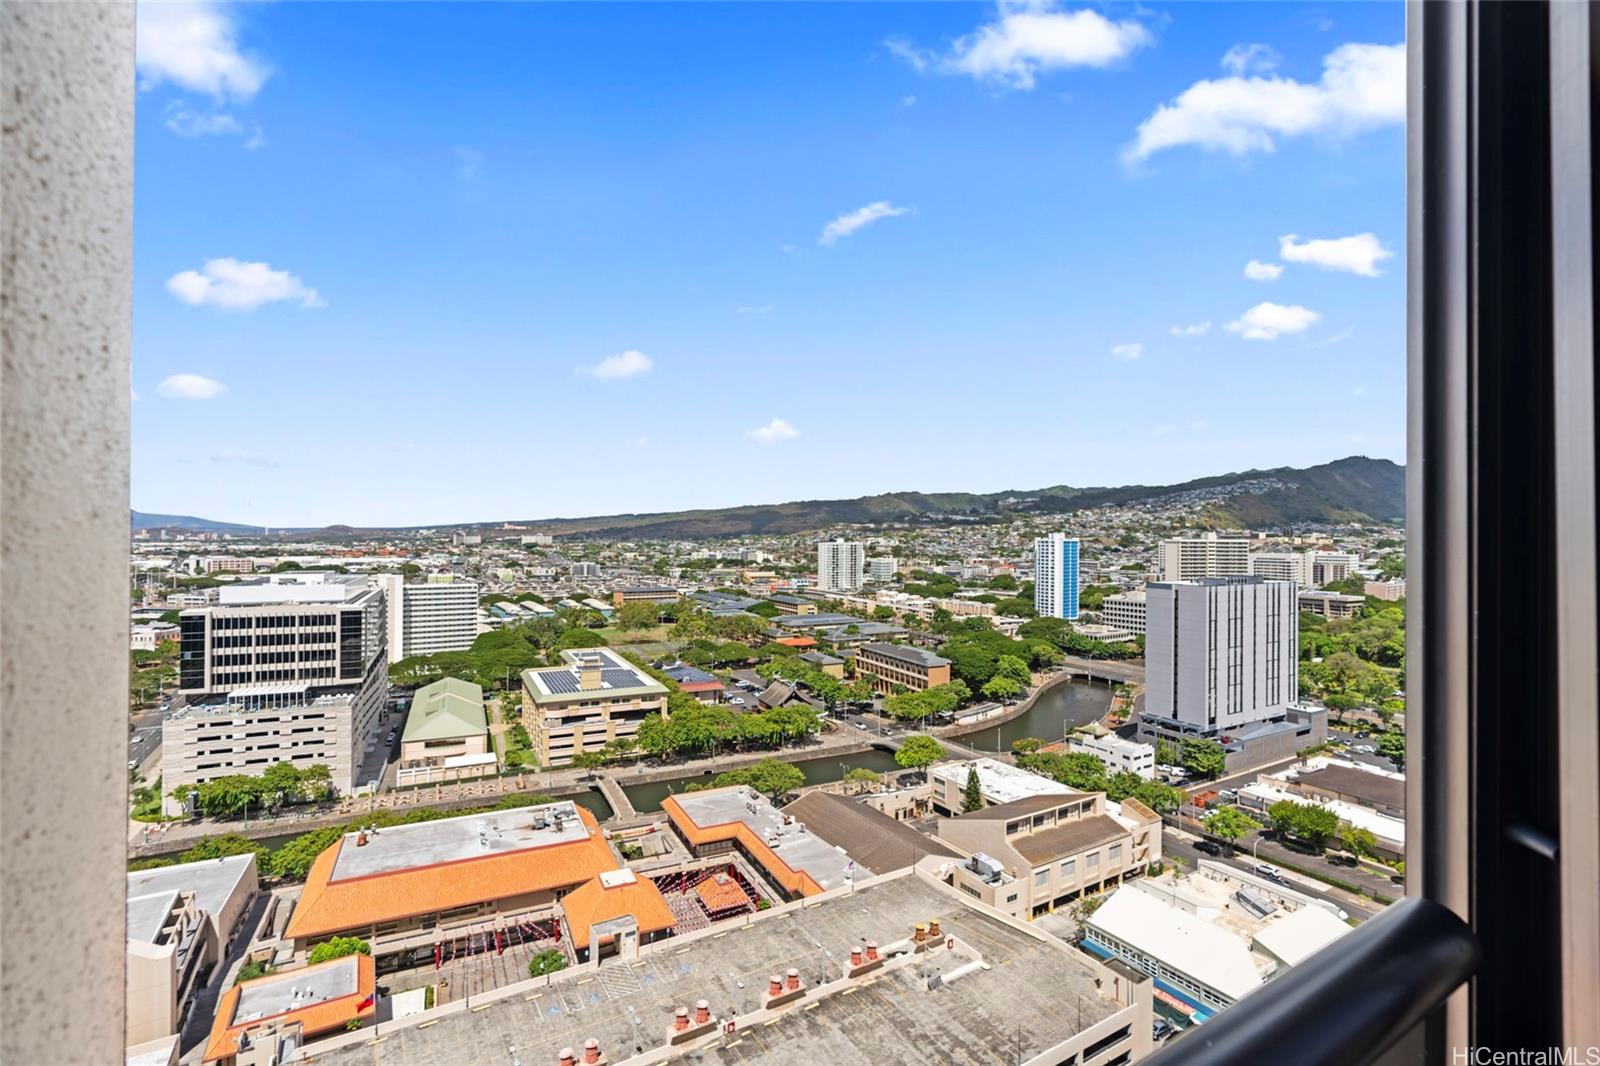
204 955 375 1062
561 873 676 949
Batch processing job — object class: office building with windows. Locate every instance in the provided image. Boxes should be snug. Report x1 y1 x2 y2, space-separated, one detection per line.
816 538 865 593
866 556 898 583
1033 532 1080 619
521 647 670 766
1248 550 1360 588
1159 533 1250 583
375 573 478 663
1100 588 1147 635
1140 576 1300 741
161 573 388 813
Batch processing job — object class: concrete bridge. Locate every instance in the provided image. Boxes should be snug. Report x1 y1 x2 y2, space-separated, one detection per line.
1054 655 1145 686
594 773 639 821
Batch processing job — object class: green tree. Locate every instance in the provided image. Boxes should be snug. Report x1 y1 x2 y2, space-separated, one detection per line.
714 758 805 801
961 766 984 812
1377 731 1406 768
1203 807 1259 853
569 751 606 778
308 937 371 965
1179 738 1228 779
894 735 948 776
994 655 1032 686
1338 822 1378 859
843 767 881 794
528 949 567 977
614 600 660 632
980 675 1023 701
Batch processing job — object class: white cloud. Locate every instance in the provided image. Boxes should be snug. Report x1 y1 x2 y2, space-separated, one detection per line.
1169 321 1212 338
748 418 800 444
1279 231 1392 276
1320 327 1356 348
1244 259 1284 281
894 5 1151 90
136 0 269 100
735 304 775 315
1111 342 1145 361
1225 301 1321 341
577 349 654 381
901 95 918 107
157 373 227 400
1222 43 1281 76
819 201 911 246
162 101 264 148
166 258 324 310
1125 41 1403 162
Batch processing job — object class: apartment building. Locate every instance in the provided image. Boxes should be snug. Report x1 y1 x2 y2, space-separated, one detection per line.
853 642 952 695
521 647 669 766
162 574 388 812
375 573 479 662
1141 576 1298 740
866 556 898 583
939 793 1162 921
126 855 258 1047
1159 533 1249 583
816 538 865 593
1100 588 1147 635
1033 532 1080 620
1248 550 1360 587
1069 733 1157 779
1365 577 1407 600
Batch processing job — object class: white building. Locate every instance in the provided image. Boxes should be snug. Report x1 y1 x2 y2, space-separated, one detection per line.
1248 550 1359 588
927 757 1075 814
1100 588 1147 635
375 573 479 663
1159 533 1249 583
520 534 554 546
1144 576 1298 736
1069 733 1156 779
816 538 865 593
130 621 179 650
866 556 898 583
161 573 388 812
1033 532 1080 620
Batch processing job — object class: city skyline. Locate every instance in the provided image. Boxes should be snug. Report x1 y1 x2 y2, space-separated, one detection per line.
132 1 1405 527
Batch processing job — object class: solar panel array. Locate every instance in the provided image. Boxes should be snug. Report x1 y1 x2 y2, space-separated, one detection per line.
534 666 651 694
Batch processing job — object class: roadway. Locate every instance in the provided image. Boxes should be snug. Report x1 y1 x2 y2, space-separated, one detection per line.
1055 655 1145 685
1160 829 1387 922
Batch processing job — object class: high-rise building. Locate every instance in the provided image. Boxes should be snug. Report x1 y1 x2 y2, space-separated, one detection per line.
866 556 898 583
1142 576 1298 736
375 573 479 663
1248 550 1359 588
162 573 388 812
816 538 865 593
1159 532 1250 582
1033 533 1080 620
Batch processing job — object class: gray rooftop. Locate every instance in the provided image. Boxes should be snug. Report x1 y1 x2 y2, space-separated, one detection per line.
234 955 360 1025
857 642 951 668
672 786 858 892
305 874 1123 1066
126 853 256 941
328 800 587 882
126 889 183 944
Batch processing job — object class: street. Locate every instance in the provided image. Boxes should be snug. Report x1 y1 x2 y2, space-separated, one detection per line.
1161 829 1386 922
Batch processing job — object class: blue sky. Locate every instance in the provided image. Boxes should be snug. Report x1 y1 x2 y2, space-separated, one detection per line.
133 1 1405 528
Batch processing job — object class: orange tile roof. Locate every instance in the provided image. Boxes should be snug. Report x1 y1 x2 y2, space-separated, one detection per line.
774 637 816 648
662 790 826 898
694 873 749 913
561 873 677 949
204 954 376 1062
284 806 618 942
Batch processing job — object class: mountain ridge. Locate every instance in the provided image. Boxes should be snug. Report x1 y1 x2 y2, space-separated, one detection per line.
132 455 1404 540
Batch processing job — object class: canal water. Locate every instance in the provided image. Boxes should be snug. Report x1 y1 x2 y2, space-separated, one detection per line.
948 678 1113 753
621 748 903 814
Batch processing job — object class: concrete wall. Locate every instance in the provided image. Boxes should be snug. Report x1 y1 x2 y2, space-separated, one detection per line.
1 4 135 1061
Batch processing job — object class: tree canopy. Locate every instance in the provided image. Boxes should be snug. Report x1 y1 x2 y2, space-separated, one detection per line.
894 735 947 772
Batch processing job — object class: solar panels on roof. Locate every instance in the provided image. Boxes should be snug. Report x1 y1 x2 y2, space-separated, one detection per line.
533 665 651 694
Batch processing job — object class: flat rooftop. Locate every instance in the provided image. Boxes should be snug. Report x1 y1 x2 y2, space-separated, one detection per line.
328 800 588 881
234 954 360 1025
306 874 1124 1066
524 648 667 701
929 758 1075 805
671 786 857 892
126 853 255 941
126 889 183 944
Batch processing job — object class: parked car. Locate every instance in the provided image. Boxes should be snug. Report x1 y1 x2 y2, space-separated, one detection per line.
1195 840 1222 856
1254 862 1285 882
1152 1019 1175 1041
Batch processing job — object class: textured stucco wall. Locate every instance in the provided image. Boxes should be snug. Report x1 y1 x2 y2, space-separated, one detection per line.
2 2 134 1062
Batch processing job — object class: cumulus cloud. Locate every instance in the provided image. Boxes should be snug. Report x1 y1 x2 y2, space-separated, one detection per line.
166 258 324 310
1170 321 1212 338
1278 232 1392 276
1222 43 1281 76
1225 302 1321 341
1111 342 1145 361
157 373 228 400
891 4 1151 90
1125 42 1403 162
1244 259 1284 281
577 349 654 381
136 0 269 100
819 201 911 246
748 418 801 444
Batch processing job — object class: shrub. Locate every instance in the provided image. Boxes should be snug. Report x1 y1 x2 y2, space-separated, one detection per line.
308 936 370 965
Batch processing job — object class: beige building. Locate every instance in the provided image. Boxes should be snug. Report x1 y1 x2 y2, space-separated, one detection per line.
522 648 669 766
611 586 679 606
126 854 258 1047
853 642 952 695
397 676 491 786
938 793 1162 921
1159 533 1249 583
1298 589 1367 619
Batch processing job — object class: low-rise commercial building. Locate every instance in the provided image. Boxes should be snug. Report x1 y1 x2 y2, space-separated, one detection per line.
1237 757 1406 859
1365 578 1407 600
663 785 863 900
203 954 376 1064
1297 590 1367 619
660 662 725 702
1099 589 1147 636
611 586 679 606
854 642 952 695
521 648 670 766
798 650 845 678
131 621 180 650
126 855 259 1047
938 793 1162 921
396 676 491 786
927 757 1074 815
1069 733 1157 779
767 594 816 615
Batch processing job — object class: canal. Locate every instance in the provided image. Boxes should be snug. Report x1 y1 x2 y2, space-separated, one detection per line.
621 748 903 814
948 678 1113 753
